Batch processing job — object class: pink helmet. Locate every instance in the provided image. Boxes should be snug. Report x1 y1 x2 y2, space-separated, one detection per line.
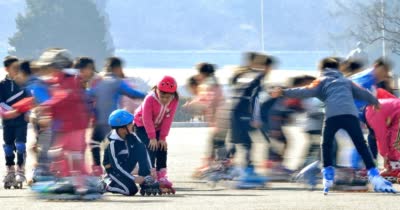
157 75 177 93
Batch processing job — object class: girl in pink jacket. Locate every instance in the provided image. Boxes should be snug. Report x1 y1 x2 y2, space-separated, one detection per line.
134 75 178 193
365 97 400 183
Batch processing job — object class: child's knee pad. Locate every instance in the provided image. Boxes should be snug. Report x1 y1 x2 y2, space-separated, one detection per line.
3 144 14 157
15 143 26 154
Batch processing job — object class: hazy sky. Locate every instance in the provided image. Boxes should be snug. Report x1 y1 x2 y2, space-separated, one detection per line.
0 0 357 52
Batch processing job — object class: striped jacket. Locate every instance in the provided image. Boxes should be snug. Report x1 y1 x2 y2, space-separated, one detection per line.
0 75 28 126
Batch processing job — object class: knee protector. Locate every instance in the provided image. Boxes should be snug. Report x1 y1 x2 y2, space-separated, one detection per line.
15 143 26 154
3 144 14 156
90 140 101 149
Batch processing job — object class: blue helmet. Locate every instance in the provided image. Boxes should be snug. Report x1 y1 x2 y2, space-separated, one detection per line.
108 109 134 127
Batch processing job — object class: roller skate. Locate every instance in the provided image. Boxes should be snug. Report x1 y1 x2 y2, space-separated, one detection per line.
380 161 400 183
293 161 320 190
34 177 102 200
3 166 17 189
157 169 175 194
368 167 397 194
34 178 79 200
322 166 334 195
201 159 238 183
15 166 26 189
235 165 268 189
192 157 212 179
140 175 162 196
29 167 55 186
333 166 368 192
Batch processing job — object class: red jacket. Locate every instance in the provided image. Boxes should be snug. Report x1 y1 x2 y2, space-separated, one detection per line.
48 72 90 132
366 98 400 160
134 91 178 141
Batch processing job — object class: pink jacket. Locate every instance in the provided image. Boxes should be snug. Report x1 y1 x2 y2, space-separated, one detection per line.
366 98 400 160
134 91 178 141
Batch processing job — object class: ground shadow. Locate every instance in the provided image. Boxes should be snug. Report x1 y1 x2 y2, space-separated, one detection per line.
174 187 225 192
178 193 263 197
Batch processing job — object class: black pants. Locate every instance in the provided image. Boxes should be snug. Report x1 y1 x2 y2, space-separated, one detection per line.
106 135 151 196
91 124 111 166
322 115 375 169
135 126 167 171
267 129 288 162
107 169 138 196
3 124 28 167
367 127 378 159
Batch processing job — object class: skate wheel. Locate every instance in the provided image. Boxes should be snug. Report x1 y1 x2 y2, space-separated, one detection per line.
146 191 151 196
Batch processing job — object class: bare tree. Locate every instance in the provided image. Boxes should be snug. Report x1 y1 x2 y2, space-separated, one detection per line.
332 0 400 55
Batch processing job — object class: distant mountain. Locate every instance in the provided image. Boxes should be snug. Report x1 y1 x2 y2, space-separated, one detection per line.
0 0 352 52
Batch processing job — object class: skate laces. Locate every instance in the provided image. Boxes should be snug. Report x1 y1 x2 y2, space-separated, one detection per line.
144 175 156 185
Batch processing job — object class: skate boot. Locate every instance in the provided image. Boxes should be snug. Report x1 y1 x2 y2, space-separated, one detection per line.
15 166 26 189
322 166 335 195
34 178 80 200
91 165 104 177
235 165 268 189
157 168 175 194
294 161 320 190
79 176 103 200
380 161 400 183
192 157 212 179
368 167 397 193
29 167 55 185
140 175 161 196
3 166 16 189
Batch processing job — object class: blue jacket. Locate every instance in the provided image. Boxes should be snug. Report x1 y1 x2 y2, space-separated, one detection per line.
283 69 379 119
349 68 376 110
88 73 145 125
25 76 51 104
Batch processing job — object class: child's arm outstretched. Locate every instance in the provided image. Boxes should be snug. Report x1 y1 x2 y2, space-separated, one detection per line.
280 79 322 99
351 82 380 107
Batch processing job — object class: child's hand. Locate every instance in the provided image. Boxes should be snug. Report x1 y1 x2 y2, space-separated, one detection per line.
269 87 283 98
373 103 381 111
2 110 20 119
250 121 262 128
149 139 158 151
135 176 145 185
159 141 168 151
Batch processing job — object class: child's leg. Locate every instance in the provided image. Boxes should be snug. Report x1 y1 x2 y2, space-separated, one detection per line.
36 128 53 172
135 126 157 168
90 124 110 166
3 125 16 167
156 147 167 171
341 115 375 169
107 171 138 196
367 127 378 159
128 138 152 177
322 117 341 168
321 118 341 194
243 142 252 168
303 131 321 167
15 124 28 169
